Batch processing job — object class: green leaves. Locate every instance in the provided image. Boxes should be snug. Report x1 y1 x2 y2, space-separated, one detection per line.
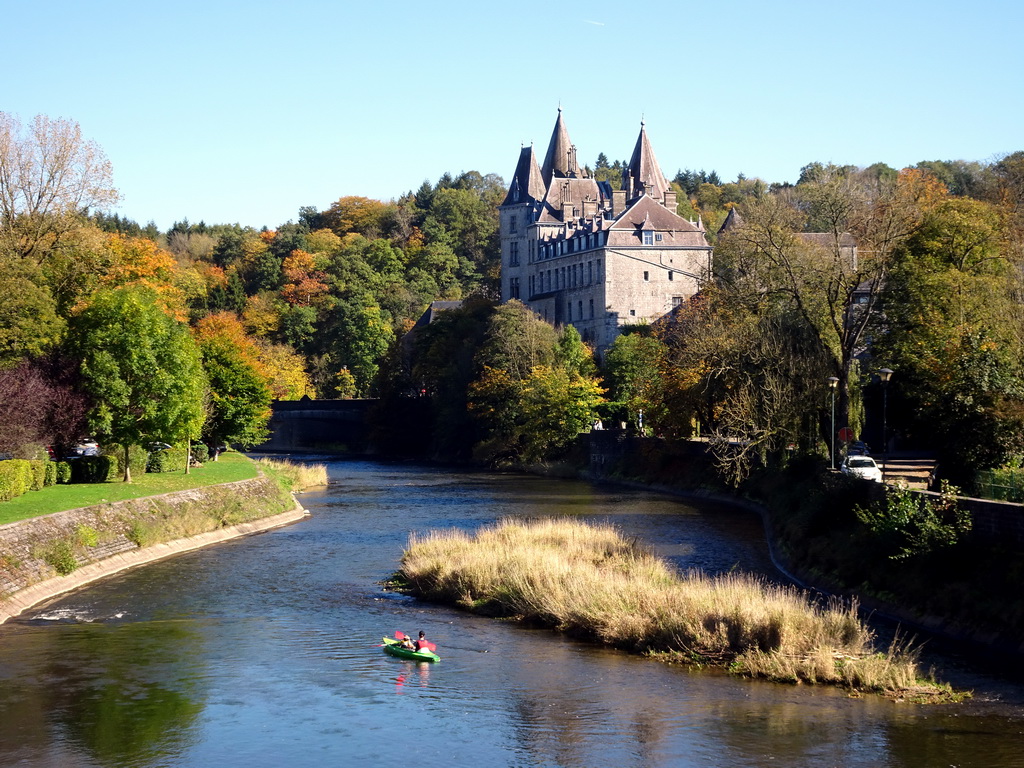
70 286 206 480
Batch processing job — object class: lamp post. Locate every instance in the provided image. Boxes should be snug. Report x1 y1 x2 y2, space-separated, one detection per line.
827 376 839 469
879 368 893 482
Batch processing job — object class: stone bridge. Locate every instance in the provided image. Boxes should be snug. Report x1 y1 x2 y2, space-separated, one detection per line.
261 398 375 453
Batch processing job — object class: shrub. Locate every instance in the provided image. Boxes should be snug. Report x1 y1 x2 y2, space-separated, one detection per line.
0 460 34 501
40 539 78 575
146 446 189 473
28 460 47 491
70 456 115 484
104 444 148 476
43 461 57 486
76 524 100 548
191 443 209 463
55 461 72 484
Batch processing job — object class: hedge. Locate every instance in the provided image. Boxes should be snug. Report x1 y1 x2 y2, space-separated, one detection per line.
0 460 34 501
70 456 116 484
104 444 149 477
146 446 189 473
28 460 46 491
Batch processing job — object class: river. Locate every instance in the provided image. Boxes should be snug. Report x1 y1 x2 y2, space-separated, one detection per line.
1 459 1022 767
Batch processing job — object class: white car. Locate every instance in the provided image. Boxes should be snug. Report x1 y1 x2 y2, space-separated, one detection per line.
840 455 883 482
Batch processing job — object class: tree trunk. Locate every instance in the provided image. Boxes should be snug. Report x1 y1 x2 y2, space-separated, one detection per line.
123 443 132 483
185 437 191 475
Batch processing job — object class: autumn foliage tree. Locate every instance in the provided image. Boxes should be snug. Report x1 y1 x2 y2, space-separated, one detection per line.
193 313 273 452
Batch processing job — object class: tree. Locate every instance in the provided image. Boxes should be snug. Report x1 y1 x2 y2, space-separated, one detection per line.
468 302 604 464
603 331 669 429
0 113 119 261
70 287 206 481
193 313 272 452
0 260 65 368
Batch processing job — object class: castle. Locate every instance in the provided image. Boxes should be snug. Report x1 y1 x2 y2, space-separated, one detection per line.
499 109 713 353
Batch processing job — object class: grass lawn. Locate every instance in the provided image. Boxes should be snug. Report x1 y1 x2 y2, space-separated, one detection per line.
0 451 259 526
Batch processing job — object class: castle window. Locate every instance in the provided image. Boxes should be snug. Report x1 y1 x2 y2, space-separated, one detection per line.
567 301 572 320
510 277 520 299
629 309 636 316
529 275 535 295
668 270 673 281
642 231 654 246
643 271 649 281
510 215 518 234
509 241 519 266
672 296 683 307
655 233 663 242
589 298 594 318
578 300 583 318
588 261 593 284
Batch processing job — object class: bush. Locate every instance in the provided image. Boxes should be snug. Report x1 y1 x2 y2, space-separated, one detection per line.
28 460 46 491
55 461 72 484
191 442 209 463
43 461 57 486
70 456 115 484
146 446 189 473
0 460 34 501
104 444 148 476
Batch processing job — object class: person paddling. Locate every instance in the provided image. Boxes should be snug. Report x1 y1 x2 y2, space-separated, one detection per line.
400 633 415 649
415 631 430 651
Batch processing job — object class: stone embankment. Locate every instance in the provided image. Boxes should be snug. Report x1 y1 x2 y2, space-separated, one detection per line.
0 474 308 624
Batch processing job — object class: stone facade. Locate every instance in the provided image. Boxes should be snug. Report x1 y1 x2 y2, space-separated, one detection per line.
500 109 712 354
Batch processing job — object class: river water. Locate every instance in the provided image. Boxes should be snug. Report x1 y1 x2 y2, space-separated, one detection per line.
1 459 1022 767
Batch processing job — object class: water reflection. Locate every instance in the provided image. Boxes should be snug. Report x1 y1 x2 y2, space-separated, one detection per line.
0 620 204 766
0 459 1022 768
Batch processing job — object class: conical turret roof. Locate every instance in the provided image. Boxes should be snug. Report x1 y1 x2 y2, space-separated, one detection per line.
541 107 584 183
502 144 547 207
623 120 670 203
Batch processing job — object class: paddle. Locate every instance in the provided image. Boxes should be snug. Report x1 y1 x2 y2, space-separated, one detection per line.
395 631 437 652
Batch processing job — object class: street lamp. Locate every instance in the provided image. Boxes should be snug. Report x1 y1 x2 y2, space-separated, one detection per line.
879 368 893 482
827 376 839 469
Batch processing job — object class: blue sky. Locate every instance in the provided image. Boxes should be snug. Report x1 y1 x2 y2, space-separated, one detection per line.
5 0 1022 231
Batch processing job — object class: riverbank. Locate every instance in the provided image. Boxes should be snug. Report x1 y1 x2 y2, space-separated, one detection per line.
570 436 1024 660
398 517 961 701
0 457 326 624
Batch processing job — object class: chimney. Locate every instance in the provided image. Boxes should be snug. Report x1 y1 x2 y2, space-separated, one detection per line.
612 189 626 218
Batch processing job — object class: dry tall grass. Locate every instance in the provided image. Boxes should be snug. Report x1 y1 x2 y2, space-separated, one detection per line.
400 517 954 698
255 458 328 491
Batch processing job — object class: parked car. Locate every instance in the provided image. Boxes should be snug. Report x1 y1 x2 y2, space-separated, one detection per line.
841 455 883 482
68 439 100 458
145 441 173 453
847 441 871 456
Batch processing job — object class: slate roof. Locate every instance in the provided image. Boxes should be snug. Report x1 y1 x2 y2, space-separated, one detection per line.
502 145 547 207
610 194 699 233
540 108 587 184
623 121 671 203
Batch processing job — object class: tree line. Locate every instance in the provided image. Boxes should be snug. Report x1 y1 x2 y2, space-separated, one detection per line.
2 109 1022 492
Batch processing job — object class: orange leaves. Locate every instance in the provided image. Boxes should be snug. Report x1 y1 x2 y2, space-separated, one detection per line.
101 233 187 320
896 167 949 211
280 249 329 307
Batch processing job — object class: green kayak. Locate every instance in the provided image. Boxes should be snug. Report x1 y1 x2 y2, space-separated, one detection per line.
381 637 440 662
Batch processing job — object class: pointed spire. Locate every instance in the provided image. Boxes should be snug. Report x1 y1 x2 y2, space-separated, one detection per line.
541 107 584 184
502 144 546 207
623 119 670 204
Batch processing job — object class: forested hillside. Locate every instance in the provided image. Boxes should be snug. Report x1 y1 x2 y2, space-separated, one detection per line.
2 110 1022 491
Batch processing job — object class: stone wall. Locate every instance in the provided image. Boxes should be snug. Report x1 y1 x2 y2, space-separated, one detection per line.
0 475 306 623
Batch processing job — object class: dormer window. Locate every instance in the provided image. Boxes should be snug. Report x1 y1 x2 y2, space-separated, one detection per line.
642 231 654 246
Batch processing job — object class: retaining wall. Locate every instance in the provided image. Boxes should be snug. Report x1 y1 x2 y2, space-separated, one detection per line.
0 475 308 623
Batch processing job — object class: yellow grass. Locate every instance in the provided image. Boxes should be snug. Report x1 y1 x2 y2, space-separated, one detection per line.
399 517 957 698
255 458 328 492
